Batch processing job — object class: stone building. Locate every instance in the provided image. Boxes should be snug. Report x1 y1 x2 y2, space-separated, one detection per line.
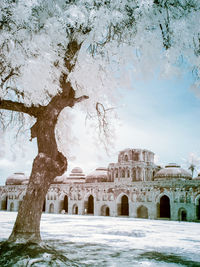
1 148 200 222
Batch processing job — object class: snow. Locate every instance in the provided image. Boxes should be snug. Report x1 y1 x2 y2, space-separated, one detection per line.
0 211 200 266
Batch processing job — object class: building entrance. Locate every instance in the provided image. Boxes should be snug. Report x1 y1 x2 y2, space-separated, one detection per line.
160 195 170 218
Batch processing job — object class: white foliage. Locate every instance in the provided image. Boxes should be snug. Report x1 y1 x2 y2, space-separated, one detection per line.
0 0 200 155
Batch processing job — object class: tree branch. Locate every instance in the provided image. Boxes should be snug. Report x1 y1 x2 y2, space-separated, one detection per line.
74 95 89 104
0 99 41 117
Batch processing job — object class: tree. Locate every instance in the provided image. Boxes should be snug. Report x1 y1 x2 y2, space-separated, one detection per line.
0 0 200 243
186 152 200 177
188 164 196 177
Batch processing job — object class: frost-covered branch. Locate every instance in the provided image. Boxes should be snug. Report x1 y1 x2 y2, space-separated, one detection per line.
0 99 40 117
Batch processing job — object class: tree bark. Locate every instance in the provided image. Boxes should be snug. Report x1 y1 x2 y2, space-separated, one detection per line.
8 151 67 243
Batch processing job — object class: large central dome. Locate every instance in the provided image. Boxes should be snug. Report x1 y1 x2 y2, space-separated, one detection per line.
154 163 192 180
86 167 108 183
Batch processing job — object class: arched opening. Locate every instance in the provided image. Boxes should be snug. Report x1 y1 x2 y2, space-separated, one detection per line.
10 202 14 211
132 168 136 181
121 195 129 216
101 205 110 216
179 208 187 221
64 195 68 213
1 196 7 210
42 199 46 212
49 203 54 213
160 195 170 218
106 207 110 216
196 198 200 220
115 169 118 178
137 205 148 219
87 195 94 214
73 204 78 215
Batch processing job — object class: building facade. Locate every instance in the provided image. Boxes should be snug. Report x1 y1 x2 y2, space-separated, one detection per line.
1 148 200 222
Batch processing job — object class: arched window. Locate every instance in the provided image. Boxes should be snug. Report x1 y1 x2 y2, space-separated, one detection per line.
115 169 118 178
124 155 128 161
127 169 130 178
132 168 136 181
122 169 125 178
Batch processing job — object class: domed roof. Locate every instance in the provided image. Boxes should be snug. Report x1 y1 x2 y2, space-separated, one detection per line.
154 163 192 180
86 167 108 183
6 172 29 185
71 167 83 174
69 167 85 178
52 167 85 184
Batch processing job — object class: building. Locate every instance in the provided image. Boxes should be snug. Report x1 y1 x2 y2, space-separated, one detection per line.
1 148 200 222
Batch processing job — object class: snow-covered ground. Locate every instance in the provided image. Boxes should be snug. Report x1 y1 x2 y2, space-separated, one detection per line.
0 211 200 266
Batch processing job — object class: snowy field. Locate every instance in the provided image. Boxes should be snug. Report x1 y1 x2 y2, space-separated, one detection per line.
0 212 200 266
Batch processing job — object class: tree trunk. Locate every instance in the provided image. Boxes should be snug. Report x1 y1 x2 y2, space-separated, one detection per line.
8 108 67 243
8 152 67 243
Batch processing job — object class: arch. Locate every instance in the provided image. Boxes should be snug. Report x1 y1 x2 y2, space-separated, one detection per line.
124 154 128 161
122 169 125 178
72 204 78 215
87 195 94 214
1 196 8 210
64 195 68 213
42 199 46 212
121 195 129 216
10 202 14 211
49 203 54 213
101 205 110 216
137 205 148 219
132 168 136 181
178 208 187 221
196 197 200 220
160 195 170 218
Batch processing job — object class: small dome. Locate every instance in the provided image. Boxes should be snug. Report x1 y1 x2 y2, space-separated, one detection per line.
69 167 85 178
6 172 29 185
154 163 192 180
52 167 85 184
86 167 108 183
71 167 83 174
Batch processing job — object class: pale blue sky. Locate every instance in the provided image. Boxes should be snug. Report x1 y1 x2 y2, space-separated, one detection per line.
0 71 200 185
